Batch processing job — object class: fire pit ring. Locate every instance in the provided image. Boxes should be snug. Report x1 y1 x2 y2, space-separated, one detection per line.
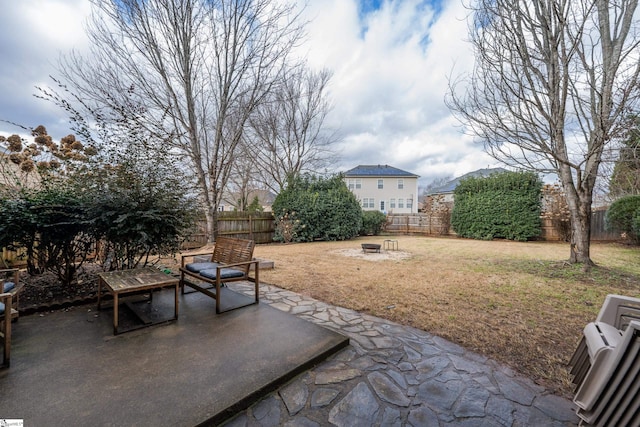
361 243 381 253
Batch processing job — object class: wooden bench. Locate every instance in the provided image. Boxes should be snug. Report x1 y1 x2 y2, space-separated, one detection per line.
179 237 259 314
569 294 640 426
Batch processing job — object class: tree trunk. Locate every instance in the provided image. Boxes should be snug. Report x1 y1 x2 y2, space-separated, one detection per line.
205 209 218 244
569 201 594 265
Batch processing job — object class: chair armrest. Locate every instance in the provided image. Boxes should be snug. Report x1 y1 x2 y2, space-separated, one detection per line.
180 252 214 268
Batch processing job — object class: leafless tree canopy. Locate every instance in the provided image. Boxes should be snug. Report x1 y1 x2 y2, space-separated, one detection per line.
447 0 640 264
247 66 339 193
58 0 306 240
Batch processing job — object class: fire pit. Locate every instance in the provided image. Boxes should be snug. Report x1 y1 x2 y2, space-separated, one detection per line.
361 243 381 253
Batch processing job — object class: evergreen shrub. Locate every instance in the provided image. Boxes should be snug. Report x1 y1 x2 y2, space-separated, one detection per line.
272 174 362 242
451 171 542 241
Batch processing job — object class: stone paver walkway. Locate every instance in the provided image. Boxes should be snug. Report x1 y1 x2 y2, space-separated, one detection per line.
224 283 578 426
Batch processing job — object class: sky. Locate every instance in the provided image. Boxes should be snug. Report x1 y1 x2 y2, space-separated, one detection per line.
0 0 499 188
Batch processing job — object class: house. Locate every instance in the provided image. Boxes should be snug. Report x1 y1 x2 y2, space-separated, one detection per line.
220 189 276 212
344 164 419 213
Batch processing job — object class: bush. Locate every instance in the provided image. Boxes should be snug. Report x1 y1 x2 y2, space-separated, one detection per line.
87 149 198 270
0 186 93 284
451 171 542 241
606 195 640 243
272 174 362 242
360 210 387 235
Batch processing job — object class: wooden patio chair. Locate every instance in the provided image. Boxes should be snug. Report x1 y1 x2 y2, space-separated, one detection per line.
0 292 12 367
1 268 23 321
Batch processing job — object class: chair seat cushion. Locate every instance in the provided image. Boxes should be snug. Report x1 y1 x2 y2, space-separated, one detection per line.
199 268 245 280
185 262 219 273
0 301 4 315
3 282 15 292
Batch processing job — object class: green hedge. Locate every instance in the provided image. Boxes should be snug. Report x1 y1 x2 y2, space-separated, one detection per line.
360 210 387 236
606 195 640 244
451 171 542 241
272 174 362 242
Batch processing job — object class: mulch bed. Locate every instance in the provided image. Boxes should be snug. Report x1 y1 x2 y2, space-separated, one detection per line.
16 264 103 315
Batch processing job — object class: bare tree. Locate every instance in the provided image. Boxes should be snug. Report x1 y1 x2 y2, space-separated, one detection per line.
57 0 305 241
448 0 640 265
248 66 338 193
223 138 263 211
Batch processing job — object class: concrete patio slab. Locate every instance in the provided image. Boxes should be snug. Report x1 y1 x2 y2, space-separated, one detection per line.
0 288 349 426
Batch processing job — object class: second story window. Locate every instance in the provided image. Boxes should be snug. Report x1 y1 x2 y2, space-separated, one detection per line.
377 179 384 189
397 179 404 189
347 179 362 190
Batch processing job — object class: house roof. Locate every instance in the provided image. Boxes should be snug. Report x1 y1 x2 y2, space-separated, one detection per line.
426 167 509 195
343 164 419 178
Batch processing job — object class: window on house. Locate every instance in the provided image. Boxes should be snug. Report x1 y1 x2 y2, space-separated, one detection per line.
397 179 404 189
380 201 385 211
390 198 396 209
362 198 375 209
407 198 413 210
348 179 354 190
398 198 404 208
377 179 384 189
356 179 362 189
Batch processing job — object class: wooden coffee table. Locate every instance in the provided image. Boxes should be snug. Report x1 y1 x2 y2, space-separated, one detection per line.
97 268 179 335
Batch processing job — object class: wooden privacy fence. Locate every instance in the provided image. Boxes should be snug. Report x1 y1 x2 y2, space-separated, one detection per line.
183 212 276 248
217 212 275 243
386 210 621 242
386 213 452 236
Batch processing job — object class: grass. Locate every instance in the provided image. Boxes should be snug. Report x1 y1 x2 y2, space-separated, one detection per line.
251 235 640 397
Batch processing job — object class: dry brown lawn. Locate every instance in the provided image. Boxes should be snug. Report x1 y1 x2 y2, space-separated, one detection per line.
249 235 640 397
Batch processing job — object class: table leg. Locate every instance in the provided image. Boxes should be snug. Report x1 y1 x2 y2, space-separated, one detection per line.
174 283 179 320
113 293 119 335
97 278 103 310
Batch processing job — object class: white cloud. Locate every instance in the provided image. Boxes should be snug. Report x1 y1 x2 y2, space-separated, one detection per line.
0 0 493 186
0 0 91 136
295 0 491 185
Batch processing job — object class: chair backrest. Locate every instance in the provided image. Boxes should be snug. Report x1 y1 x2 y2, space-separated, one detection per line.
596 294 640 330
211 237 255 272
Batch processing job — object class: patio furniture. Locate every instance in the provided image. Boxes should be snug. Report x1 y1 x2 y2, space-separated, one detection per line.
97 267 180 335
179 237 259 314
569 294 640 426
0 292 11 367
1 268 23 321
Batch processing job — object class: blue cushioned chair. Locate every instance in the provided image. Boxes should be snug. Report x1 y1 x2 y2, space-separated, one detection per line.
179 237 259 314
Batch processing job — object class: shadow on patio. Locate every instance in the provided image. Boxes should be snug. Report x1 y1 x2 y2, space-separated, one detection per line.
0 287 349 426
